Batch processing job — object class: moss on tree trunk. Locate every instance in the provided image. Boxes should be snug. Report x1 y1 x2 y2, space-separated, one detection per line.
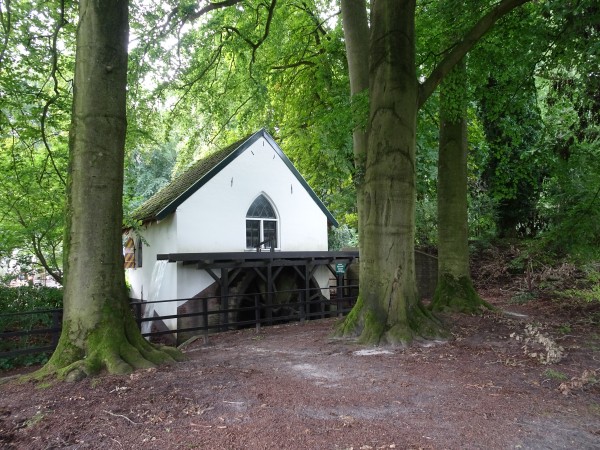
429 274 493 314
38 297 183 381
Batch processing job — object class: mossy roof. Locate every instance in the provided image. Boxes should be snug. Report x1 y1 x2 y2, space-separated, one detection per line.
132 129 338 226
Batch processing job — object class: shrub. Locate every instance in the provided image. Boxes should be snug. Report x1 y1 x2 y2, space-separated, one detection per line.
0 286 63 370
0 286 63 312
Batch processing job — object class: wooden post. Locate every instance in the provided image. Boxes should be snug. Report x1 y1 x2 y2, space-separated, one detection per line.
202 297 209 344
220 268 229 331
336 273 343 317
299 290 306 323
266 262 273 325
254 294 261 332
134 302 142 331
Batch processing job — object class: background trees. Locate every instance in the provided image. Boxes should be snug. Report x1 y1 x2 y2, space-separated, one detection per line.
0 1 597 358
0 0 74 282
125 0 356 223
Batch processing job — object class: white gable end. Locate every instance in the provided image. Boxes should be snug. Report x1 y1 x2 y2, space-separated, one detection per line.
175 136 328 253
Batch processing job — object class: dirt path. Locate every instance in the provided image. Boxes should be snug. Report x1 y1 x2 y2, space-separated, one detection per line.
1 290 599 449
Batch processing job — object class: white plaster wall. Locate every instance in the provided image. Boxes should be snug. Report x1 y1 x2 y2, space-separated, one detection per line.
175 136 329 253
177 264 218 304
314 266 333 299
126 214 179 326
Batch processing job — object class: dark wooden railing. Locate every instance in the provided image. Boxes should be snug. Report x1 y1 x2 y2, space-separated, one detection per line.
0 309 62 359
0 283 358 362
130 283 358 344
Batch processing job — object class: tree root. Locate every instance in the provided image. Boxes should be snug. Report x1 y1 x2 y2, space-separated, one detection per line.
31 314 184 382
334 295 447 346
429 274 494 314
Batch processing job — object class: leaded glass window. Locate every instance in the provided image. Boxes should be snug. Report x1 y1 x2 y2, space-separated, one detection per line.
263 220 277 248
246 219 261 248
247 195 276 218
246 195 278 249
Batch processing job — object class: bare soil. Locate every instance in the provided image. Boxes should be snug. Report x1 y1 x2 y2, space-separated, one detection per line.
1 289 600 449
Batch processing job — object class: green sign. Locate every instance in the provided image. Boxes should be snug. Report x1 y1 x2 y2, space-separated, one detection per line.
335 263 346 274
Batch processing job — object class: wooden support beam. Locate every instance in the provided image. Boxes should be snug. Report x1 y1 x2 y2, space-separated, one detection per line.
204 267 222 285
220 268 229 331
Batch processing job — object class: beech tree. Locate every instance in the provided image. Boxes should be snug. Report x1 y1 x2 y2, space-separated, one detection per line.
430 59 492 313
337 0 530 344
340 0 369 254
429 2 492 313
39 0 181 380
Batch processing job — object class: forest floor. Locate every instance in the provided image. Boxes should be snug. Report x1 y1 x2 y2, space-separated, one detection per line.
1 257 600 449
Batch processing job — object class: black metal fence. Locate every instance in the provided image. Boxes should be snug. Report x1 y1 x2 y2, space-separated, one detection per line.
0 282 358 361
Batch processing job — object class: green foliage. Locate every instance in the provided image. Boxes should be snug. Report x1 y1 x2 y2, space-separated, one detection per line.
534 4 600 254
535 94 600 260
561 285 600 304
0 286 63 312
509 291 536 305
328 224 358 251
468 184 498 245
127 0 355 224
415 197 437 247
124 140 178 215
0 0 74 280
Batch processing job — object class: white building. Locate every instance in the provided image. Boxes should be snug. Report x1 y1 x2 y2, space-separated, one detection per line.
124 129 356 343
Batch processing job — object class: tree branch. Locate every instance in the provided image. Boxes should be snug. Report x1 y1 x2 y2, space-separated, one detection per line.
207 94 254 146
224 0 277 63
39 0 67 186
31 233 63 284
0 0 11 68
252 0 277 62
183 0 245 24
418 0 531 109
271 59 317 70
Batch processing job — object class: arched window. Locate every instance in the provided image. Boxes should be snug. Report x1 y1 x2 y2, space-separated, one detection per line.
246 195 278 250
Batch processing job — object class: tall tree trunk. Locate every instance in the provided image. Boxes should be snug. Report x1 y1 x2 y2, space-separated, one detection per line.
340 0 368 252
39 0 180 380
337 0 443 344
337 0 529 344
430 59 492 313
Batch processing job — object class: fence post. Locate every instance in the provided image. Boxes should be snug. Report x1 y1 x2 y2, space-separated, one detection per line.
299 290 306 324
336 274 343 317
134 302 142 331
320 285 326 319
254 294 261 333
51 310 61 349
202 297 209 344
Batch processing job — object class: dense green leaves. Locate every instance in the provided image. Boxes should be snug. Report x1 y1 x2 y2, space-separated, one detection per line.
0 0 75 281
0 0 598 273
126 0 355 224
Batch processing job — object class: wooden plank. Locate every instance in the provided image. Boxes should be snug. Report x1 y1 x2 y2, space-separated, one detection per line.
157 250 359 264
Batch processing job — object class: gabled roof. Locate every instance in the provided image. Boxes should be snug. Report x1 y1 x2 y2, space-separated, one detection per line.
133 129 338 226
